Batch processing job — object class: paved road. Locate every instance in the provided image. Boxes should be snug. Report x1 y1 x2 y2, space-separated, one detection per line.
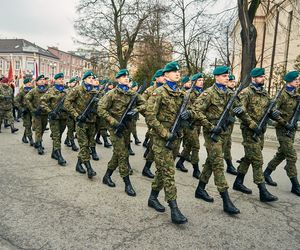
0 123 299 250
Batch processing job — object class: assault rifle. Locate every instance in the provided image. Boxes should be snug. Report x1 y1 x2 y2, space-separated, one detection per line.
286 97 300 138
48 95 66 121
253 86 284 141
114 81 147 137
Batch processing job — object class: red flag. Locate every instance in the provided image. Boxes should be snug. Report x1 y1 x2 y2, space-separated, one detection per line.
7 61 13 82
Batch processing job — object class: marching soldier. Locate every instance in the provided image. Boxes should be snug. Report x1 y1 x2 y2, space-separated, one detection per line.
64 71 98 178
145 61 188 224
264 71 300 196
233 68 279 202
98 69 146 197
25 75 48 154
40 73 68 166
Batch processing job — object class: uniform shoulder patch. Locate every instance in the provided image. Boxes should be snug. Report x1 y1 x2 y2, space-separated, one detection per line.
152 92 157 96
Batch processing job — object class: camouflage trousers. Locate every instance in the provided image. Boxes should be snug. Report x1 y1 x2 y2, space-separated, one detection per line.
107 127 130 178
237 127 264 184
199 132 229 192
223 123 234 161
152 134 181 202
34 115 48 143
0 109 14 125
180 126 201 164
66 115 76 140
267 128 297 178
76 122 96 162
49 119 67 150
23 113 33 137
146 134 154 161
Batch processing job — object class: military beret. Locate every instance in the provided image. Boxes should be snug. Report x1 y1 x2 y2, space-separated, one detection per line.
213 66 229 76
154 69 164 78
82 71 94 80
23 78 31 84
115 69 129 79
250 68 265 77
54 72 64 80
131 81 138 88
36 75 45 81
229 74 235 81
191 73 204 82
284 71 299 82
163 61 180 73
181 75 190 84
100 79 109 85
69 77 78 83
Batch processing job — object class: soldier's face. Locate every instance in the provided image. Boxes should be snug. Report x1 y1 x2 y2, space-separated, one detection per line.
118 75 130 86
289 77 300 88
184 81 191 88
253 75 265 84
37 79 45 85
195 78 204 88
156 76 165 83
69 81 77 88
84 76 93 85
55 78 64 85
215 74 229 85
165 70 181 82
227 80 236 89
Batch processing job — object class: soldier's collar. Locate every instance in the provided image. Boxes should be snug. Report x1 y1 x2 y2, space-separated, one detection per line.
117 84 129 92
194 86 203 93
250 82 264 91
214 83 227 93
165 80 178 92
286 85 296 93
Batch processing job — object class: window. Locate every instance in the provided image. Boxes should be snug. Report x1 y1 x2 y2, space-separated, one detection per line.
0 60 2 69
15 61 21 70
26 61 34 71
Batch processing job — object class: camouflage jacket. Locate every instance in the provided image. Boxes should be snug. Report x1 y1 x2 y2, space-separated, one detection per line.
15 89 30 111
142 84 160 101
24 87 48 115
97 87 146 127
64 84 98 123
40 87 68 119
0 84 14 110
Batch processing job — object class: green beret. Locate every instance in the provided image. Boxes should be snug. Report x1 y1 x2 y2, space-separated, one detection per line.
82 71 94 80
229 74 235 81
191 73 203 82
100 79 109 85
23 78 31 84
115 69 129 79
250 68 265 77
284 71 299 82
181 76 190 84
54 72 64 80
131 82 138 88
154 69 164 78
163 61 180 73
69 77 77 83
213 66 229 76
36 75 45 81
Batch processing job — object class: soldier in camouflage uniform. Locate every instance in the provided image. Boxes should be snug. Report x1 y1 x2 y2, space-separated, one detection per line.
187 66 257 214
25 75 48 154
145 61 188 224
98 69 146 197
264 71 300 196
142 69 165 179
15 78 34 145
223 74 238 175
40 73 68 166
176 73 204 179
0 77 18 133
64 71 98 179
233 68 279 202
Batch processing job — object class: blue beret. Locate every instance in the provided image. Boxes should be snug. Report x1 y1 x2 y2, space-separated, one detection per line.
181 75 190 84
213 66 229 76
284 71 299 82
54 72 64 80
229 74 235 81
163 61 180 73
250 68 265 77
191 73 204 81
82 71 94 80
36 75 45 81
154 69 164 78
115 69 129 79
23 78 31 84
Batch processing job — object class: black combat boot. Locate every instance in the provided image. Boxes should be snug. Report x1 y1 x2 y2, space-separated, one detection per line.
103 135 112 148
95 132 102 145
70 140 79 151
143 147 149 159
134 135 141 145
76 159 86 174
90 147 99 161
123 175 136 196
220 190 240 215
192 163 201 179
128 144 135 156
28 136 34 146
176 157 188 172
142 161 154 179
226 159 237 175
195 181 214 202
102 169 116 187
10 124 18 133
142 137 149 148
64 137 71 147
51 148 58 160
22 133 28 143
37 142 44 155
264 168 277 186
84 161 97 179
56 149 66 166
148 189 165 212
4 120 10 128
290 177 300 196
233 172 252 194
168 200 188 224
258 183 278 202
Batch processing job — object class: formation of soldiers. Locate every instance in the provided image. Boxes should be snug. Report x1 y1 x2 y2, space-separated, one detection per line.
0 62 299 225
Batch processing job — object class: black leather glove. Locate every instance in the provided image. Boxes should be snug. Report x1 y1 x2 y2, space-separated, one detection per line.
22 108 29 116
48 111 58 120
76 114 87 123
285 123 296 131
126 109 138 120
113 122 126 137
270 109 281 120
167 132 177 142
33 108 42 117
180 110 191 120
211 126 221 135
232 106 243 115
